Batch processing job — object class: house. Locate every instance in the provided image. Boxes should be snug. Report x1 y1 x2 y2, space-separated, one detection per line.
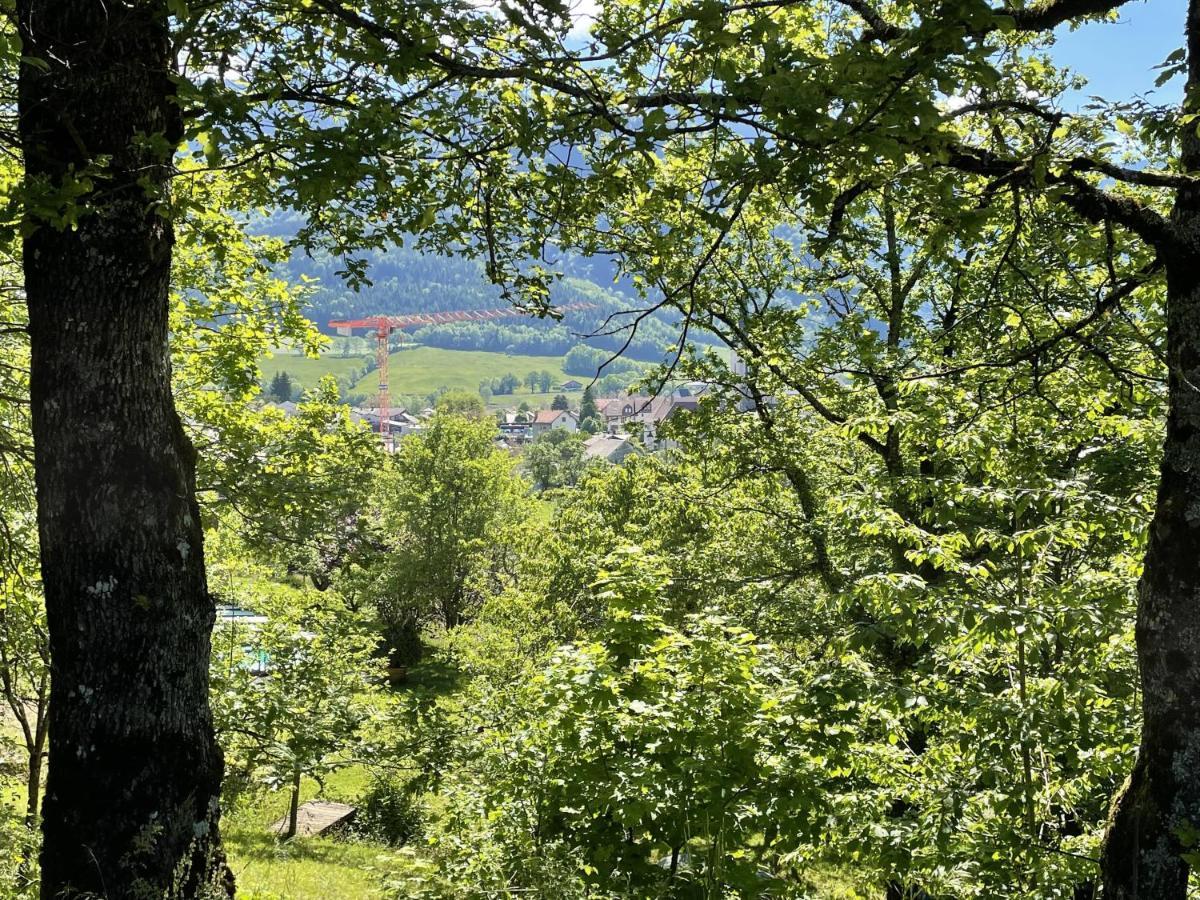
583 433 640 464
593 392 699 449
350 407 423 437
638 394 700 450
530 408 579 435
559 379 584 391
596 395 653 431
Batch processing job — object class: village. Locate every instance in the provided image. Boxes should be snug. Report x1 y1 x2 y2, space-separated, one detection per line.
268 376 710 464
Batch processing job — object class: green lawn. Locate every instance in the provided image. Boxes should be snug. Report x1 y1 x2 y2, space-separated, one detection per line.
223 651 462 899
224 765 382 899
259 352 370 393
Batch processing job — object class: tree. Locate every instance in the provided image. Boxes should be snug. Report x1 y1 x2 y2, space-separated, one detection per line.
324 4 1186 892
0 254 47 836
538 370 553 393
17 0 229 892
551 394 569 411
368 414 531 661
211 579 378 840
267 370 295 402
150 0 1200 891
524 430 586 490
432 547 862 896
524 371 538 393
578 387 600 435
436 390 487 419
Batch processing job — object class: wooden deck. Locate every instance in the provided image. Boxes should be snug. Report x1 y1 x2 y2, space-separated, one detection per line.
270 800 356 838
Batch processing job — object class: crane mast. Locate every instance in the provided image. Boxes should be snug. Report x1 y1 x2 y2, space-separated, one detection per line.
329 303 596 441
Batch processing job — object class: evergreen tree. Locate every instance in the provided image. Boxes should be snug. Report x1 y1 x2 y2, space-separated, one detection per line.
551 394 570 411
579 387 600 434
268 371 294 402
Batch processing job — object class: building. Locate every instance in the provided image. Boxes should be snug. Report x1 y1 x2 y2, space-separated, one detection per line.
583 433 641 465
596 395 652 431
350 407 423 437
638 394 700 450
593 392 700 449
559 379 584 391
530 408 579 435
498 420 532 442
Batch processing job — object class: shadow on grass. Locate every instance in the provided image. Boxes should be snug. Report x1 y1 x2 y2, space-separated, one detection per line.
391 646 463 701
228 830 349 864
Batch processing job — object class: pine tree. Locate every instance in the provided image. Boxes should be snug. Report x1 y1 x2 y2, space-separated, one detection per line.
268 371 294 402
579 386 600 434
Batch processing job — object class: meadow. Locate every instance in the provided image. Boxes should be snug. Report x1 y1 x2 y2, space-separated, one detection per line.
261 345 585 409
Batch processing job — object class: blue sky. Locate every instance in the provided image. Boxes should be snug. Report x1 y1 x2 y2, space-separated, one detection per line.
1051 1 1183 104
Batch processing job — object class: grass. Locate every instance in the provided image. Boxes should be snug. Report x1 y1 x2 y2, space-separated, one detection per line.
351 346 579 407
223 647 462 899
259 352 369 393
259 345 585 410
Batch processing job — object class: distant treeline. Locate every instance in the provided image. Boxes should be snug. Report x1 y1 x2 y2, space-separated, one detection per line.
562 345 645 378
413 322 575 356
257 213 708 363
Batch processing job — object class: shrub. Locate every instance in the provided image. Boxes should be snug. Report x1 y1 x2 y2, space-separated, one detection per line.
354 776 425 847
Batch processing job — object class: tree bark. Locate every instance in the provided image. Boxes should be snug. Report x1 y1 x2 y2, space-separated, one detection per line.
1100 4 1200 895
16 0 231 896
25 711 44 829
286 769 302 840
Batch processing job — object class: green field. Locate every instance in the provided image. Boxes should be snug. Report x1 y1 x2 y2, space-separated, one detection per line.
352 346 572 396
262 345 593 410
259 352 369 393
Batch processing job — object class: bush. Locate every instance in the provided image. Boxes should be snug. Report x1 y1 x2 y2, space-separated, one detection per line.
354 777 424 847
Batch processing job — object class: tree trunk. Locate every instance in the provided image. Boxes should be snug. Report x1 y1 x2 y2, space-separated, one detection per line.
16 0 231 896
25 732 43 830
287 769 302 840
1101 6 1200 894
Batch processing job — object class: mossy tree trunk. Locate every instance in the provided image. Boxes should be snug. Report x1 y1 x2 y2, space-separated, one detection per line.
16 0 231 895
1101 4 1200 894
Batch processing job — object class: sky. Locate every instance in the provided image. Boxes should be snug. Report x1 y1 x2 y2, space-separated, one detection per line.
1050 1 1183 104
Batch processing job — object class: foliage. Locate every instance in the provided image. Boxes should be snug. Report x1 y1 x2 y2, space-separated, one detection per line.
579 386 600 434
435 391 486 419
349 414 533 663
267 371 295 402
430 547 876 898
211 576 380 834
0 801 38 899
564 345 646 379
351 776 425 848
524 429 586 490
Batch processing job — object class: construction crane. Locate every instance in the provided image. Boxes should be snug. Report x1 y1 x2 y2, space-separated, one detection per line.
329 304 596 437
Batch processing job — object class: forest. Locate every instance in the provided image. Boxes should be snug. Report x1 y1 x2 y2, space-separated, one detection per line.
0 1 1196 899
259 224 691 363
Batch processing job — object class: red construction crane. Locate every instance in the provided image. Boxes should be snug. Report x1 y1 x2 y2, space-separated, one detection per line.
329 303 596 436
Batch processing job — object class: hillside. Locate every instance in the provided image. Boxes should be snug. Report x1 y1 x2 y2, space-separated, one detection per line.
351 346 579 405
258 344 642 410
258 211 699 363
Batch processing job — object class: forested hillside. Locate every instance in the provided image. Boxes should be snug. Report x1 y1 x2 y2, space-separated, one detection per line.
257 211 692 362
